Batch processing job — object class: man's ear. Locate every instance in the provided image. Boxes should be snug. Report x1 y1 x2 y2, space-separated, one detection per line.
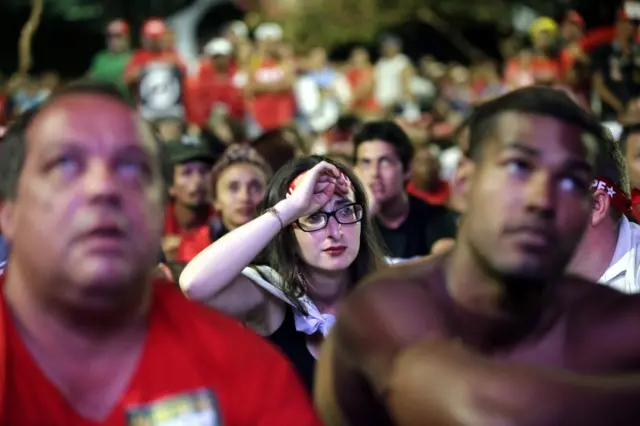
591 190 611 226
0 201 16 241
450 157 475 214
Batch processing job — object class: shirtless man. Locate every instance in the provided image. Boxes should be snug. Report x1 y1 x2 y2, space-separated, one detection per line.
315 87 640 426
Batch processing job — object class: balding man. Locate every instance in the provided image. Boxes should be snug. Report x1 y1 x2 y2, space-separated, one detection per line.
0 81 320 425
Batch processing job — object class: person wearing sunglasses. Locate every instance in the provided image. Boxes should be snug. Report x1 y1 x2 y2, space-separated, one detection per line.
180 156 387 392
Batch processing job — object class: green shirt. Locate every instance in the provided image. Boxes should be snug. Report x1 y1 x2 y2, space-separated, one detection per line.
88 50 132 96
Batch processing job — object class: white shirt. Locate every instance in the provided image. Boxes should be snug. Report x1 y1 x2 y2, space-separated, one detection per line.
374 54 410 108
599 216 640 293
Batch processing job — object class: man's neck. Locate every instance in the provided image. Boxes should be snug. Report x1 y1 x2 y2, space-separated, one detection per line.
378 191 410 227
174 203 210 231
566 220 619 282
446 236 549 318
3 263 151 355
305 268 350 314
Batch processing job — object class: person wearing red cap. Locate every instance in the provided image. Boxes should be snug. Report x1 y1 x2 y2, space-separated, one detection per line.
124 18 189 122
592 8 640 121
88 19 132 97
559 10 590 107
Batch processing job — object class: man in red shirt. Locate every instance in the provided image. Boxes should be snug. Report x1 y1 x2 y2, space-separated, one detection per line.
124 18 189 121
189 38 246 128
0 80 321 426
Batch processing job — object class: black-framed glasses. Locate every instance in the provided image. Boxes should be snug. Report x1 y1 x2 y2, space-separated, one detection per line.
297 203 364 232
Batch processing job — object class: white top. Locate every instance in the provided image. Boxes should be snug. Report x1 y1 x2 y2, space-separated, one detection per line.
374 54 410 108
599 216 640 294
241 256 414 336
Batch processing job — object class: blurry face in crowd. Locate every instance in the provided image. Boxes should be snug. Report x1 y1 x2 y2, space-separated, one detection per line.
294 193 361 273
235 41 253 66
308 47 327 70
617 18 637 41
156 119 183 143
412 146 441 188
350 48 369 67
355 140 407 204
107 33 129 53
213 163 267 230
533 30 555 51
624 132 640 189
142 37 163 52
169 161 211 208
380 40 400 58
213 54 231 69
0 94 164 308
459 112 596 282
561 22 582 42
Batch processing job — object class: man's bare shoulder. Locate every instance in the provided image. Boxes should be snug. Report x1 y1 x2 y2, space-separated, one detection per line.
557 275 640 315
558 275 640 366
337 254 448 351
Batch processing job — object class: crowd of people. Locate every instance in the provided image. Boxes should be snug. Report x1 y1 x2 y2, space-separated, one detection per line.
1 4 640 425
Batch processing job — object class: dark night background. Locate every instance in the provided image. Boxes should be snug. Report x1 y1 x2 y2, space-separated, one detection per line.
0 0 626 78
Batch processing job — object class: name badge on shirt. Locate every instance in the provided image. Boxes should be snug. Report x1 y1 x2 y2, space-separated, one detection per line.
126 388 222 426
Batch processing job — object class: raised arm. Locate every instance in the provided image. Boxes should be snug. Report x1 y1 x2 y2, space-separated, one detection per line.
179 161 350 314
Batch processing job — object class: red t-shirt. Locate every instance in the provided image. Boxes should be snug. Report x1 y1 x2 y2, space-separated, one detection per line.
187 61 246 127
163 204 215 264
250 58 295 131
406 180 450 206
0 276 321 426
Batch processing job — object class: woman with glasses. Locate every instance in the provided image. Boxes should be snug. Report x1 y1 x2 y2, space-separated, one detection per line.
180 156 387 391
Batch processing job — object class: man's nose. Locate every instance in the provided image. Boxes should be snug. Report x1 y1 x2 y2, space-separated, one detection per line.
525 171 555 217
83 160 121 205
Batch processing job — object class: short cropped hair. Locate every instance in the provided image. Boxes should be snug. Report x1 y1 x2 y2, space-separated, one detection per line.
353 120 414 171
466 87 609 161
0 79 172 201
467 87 626 220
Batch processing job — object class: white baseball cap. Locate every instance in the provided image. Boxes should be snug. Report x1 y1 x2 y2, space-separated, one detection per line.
204 38 233 56
254 22 283 41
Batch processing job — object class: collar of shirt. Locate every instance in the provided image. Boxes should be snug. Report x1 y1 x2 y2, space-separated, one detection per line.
599 216 640 293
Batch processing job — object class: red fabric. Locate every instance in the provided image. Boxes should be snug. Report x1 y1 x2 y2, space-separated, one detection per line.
0 95 7 126
344 68 378 112
0 276 321 426
163 204 215 263
592 177 634 216
187 60 246 127
406 181 450 206
124 50 185 83
249 58 295 131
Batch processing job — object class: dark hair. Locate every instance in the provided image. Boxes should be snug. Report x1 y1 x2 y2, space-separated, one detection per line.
252 128 298 173
253 155 387 312
353 120 414 171
0 79 172 201
466 87 608 161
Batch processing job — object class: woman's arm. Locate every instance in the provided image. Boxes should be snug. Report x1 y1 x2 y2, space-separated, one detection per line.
179 200 296 301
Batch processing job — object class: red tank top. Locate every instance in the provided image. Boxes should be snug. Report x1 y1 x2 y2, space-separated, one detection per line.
250 58 295 131
0 276 321 426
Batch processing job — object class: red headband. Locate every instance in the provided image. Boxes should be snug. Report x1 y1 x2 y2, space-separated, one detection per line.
286 171 354 198
591 177 635 215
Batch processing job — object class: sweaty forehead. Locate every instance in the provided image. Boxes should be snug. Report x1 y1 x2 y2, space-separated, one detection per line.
26 94 155 156
492 112 594 158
